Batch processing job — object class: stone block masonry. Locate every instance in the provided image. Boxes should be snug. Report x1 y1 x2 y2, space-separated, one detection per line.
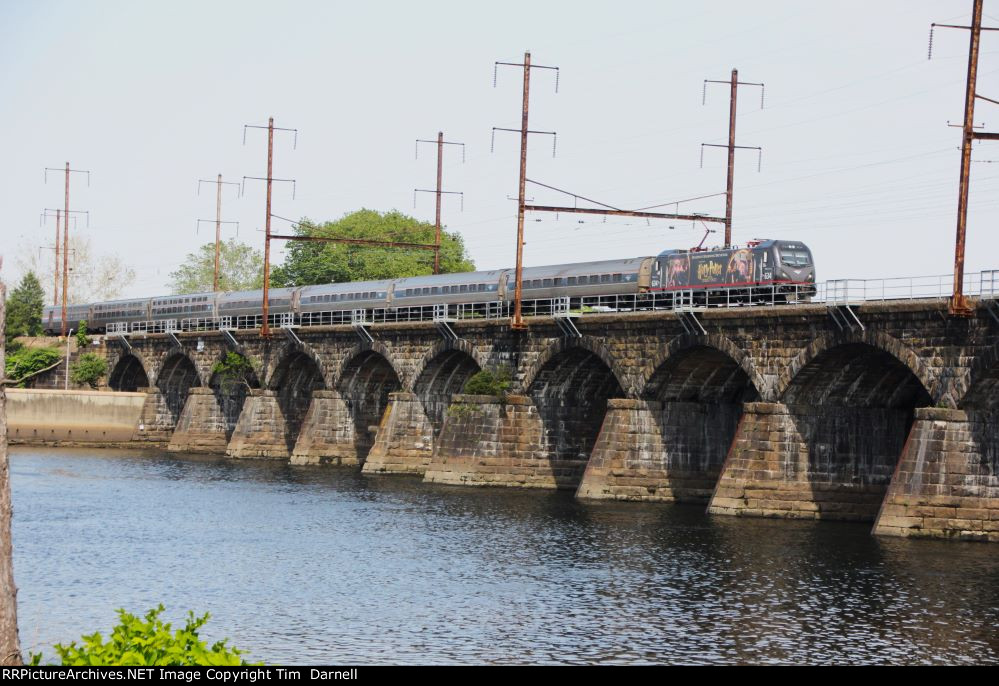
226 390 292 459
577 399 740 503
873 408 999 542
92 299 998 541
290 391 363 466
424 395 586 489
167 387 229 454
362 392 436 475
708 402 912 521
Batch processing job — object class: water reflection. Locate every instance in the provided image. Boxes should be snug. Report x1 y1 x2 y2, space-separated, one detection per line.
11 447 999 665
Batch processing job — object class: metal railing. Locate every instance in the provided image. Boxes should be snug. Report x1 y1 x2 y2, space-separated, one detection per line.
105 269 997 335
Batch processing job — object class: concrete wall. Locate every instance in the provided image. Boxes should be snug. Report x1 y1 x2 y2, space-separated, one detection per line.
5 388 146 444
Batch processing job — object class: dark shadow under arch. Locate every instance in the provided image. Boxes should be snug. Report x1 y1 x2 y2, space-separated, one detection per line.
108 355 150 392
338 350 403 461
779 342 933 517
156 353 202 425
529 347 624 470
641 344 761 498
413 349 481 437
270 350 326 452
209 353 262 440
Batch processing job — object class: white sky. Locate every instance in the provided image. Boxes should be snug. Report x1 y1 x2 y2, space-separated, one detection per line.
1 0 997 300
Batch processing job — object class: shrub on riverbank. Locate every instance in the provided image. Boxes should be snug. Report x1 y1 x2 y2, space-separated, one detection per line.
70 352 108 389
30 605 252 666
4 346 60 386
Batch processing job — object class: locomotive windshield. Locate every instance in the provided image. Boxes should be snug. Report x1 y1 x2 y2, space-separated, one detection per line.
780 247 811 267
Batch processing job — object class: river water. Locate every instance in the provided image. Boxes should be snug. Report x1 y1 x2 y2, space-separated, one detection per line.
10 447 999 665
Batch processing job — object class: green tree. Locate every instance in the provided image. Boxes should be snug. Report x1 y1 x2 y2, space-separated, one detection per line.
168 238 264 294
270 209 475 287
70 353 108 389
4 273 45 342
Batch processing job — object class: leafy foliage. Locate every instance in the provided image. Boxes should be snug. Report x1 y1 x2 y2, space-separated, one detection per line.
211 352 257 392
168 238 264 295
270 209 475 287
5 272 45 342
462 367 512 401
30 605 251 666
70 352 108 389
4 346 60 385
75 321 91 348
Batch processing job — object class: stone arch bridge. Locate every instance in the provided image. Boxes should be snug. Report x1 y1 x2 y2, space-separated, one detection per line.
104 299 999 541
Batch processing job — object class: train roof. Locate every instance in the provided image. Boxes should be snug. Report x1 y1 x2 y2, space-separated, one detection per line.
392 270 508 289
217 286 297 301
299 279 394 296
658 239 813 257
519 257 652 279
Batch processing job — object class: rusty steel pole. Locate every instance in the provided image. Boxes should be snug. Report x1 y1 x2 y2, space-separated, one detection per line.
61 162 70 336
512 52 531 330
53 210 61 306
951 0 984 316
214 174 223 292
725 68 738 248
434 131 443 274
262 118 274 336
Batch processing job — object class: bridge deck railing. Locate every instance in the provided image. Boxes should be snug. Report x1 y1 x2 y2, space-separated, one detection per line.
105 270 998 335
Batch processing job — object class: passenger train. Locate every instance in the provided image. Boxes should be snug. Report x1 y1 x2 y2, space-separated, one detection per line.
42 239 815 335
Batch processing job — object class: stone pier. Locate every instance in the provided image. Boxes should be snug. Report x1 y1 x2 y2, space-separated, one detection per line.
167 388 229 454
130 388 175 445
424 394 584 489
873 408 999 542
707 402 909 521
577 399 738 503
290 390 361 466
226 390 291 459
362 392 435 475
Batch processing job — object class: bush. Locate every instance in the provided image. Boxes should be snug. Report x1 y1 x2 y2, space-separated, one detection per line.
30 605 252 666
462 367 512 400
76 321 91 348
70 352 108 388
211 352 256 392
5 346 61 385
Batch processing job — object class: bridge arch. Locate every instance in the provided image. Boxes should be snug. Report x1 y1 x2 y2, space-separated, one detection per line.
108 353 152 392
265 341 331 390
412 342 483 437
527 343 625 474
777 331 936 405
337 349 403 461
333 341 404 390
208 351 261 439
269 347 327 451
155 351 203 425
522 336 631 397
776 334 933 519
639 335 762 498
641 334 764 403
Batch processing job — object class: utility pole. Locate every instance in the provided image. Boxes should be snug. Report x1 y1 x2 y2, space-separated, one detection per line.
702 69 764 248
197 175 240 291
243 118 297 337
54 211 60 306
929 0 999 316
492 51 559 329
44 165 89 335
415 132 465 274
